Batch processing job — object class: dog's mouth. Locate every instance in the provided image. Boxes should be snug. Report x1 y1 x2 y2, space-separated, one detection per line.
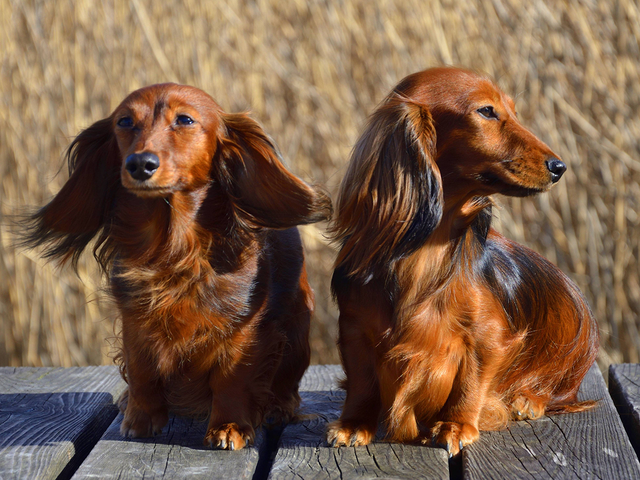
121 180 177 198
130 188 174 198
477 171 547 197
120 168 182 197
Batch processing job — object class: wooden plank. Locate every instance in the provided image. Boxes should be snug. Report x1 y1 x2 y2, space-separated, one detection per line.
0 366 126 480
609 363 640 456
268 365 450 480
462 364 640 479
71 407 265 479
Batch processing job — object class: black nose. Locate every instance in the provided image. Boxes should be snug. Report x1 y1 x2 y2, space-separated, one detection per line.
546 158 566 183
125 152 160 181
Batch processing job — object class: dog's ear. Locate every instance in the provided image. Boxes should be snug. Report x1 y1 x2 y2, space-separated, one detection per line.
217 112 331 229
18 117 121 270
332 96 442 281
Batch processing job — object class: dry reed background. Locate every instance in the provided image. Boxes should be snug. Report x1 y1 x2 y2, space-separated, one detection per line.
1 0 639 368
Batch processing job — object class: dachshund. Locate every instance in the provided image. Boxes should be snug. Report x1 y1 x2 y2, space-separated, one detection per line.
327 67 599 456
20 83 331 450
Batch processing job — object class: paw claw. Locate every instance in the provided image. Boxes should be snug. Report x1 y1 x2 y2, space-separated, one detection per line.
512 394 546 421
430 421 479 457
205 423 253 450
120 398 168 440
326 420 374 448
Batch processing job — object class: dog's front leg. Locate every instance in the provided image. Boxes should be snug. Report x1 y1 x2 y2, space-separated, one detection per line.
119 355 169 438
326 292 392 448
205 367 257 451
424 338 506 457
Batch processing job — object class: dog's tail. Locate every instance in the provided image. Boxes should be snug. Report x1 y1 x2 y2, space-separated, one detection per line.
545 399 598 415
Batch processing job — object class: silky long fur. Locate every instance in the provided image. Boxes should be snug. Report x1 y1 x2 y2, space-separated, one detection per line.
327 67 599 455
20 83 331 450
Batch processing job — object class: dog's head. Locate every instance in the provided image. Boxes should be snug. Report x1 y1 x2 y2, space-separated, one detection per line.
112 84 222 196
111 83 330 227
397 67 564 198
333 67 563 279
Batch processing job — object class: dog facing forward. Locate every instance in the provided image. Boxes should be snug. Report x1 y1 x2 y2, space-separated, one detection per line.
327 67 599 456
20 83 331 450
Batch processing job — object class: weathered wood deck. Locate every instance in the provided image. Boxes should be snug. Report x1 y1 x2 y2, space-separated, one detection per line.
0 364 639 479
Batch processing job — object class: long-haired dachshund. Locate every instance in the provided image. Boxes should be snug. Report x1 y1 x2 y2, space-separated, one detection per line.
327 67 599 456
20 83 331 450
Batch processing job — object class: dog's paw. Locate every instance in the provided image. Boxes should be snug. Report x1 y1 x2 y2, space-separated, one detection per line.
120 404 168 438
511 394 546 421
204 423 254 450
326 420 375 447
427 421 479 457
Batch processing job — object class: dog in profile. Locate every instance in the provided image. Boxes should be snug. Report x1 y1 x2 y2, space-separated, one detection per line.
20 83 331 450
327 67 599 456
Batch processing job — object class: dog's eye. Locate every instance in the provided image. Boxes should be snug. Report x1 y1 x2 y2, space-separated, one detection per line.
176 115 194 126
477 106 499 120
117 116 134 128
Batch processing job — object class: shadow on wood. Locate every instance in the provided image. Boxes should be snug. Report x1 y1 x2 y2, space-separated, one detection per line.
0 366 125 480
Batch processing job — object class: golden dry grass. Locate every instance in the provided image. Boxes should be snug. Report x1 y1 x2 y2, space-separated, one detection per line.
1 0 639 367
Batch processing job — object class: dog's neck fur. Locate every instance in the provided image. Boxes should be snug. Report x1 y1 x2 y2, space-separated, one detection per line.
392 194 491 326
109 184 262 326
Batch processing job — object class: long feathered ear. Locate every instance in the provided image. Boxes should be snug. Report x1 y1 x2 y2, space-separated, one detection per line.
331 96 443 281
18 117 121 270
217 112 331 229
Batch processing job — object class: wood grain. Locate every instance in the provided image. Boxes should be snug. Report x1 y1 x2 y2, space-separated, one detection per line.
269 365 450 480
0 366 126 480
3 364 638 479
463 364 640 479
609 363 640 456
71 408 265 479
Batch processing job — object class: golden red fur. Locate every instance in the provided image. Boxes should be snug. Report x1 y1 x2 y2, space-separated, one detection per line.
327 67 599 456
20 83 331 450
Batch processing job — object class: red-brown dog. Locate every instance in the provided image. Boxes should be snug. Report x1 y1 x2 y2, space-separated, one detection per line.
21 83 331 450
327 67 599 456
